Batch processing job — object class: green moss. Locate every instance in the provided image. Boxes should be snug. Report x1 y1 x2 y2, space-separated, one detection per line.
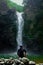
7 0 23 12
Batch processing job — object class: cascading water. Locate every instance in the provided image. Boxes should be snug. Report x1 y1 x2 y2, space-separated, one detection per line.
16 11 24 49
8 11 24 55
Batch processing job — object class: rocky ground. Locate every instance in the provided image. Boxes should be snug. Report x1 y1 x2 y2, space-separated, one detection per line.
0 57 40 65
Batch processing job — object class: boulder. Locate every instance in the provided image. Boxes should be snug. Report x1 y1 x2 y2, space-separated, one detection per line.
14 59 21 65
29 61 36 65
21 57 29 65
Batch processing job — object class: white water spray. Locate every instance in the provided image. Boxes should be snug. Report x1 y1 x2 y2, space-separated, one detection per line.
16 11 24 49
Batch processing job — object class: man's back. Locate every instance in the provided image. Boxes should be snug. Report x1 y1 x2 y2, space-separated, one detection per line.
17 46 26 58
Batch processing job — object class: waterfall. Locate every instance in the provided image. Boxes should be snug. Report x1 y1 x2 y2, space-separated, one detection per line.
16 11 24 49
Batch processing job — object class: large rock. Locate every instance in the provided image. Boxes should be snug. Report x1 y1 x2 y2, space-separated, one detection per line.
29 61 36 65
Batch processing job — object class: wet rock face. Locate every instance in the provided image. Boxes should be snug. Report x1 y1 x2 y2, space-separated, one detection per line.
0 8 17 53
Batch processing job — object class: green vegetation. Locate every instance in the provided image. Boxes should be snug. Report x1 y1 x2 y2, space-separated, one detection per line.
27 55 43 63
7 0 23 12
23 0 43 53
0 8 17 52
0 54 18 59
0 54 43 63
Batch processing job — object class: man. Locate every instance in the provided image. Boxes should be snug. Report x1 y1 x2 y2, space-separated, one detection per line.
17 46 26 58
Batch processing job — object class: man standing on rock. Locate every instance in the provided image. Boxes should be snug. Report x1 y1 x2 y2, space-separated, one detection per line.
17 46 26 58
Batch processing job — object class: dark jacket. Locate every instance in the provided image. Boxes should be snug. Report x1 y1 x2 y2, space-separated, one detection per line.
17 48 26 58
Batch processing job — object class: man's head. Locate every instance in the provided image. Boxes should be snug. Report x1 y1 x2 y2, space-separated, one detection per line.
20 46 23 49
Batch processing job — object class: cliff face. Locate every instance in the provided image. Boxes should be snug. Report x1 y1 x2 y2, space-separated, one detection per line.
23 0 43 54
0 0 17 53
